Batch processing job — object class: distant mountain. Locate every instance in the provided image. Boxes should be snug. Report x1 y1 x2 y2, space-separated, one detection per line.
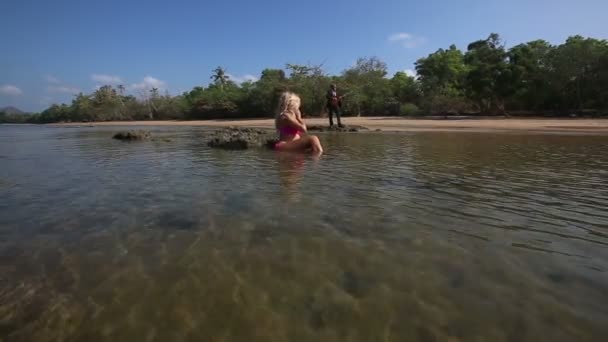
0 106 25 115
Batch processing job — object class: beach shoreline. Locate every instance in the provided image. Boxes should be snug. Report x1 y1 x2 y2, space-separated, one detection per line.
50 117 608 134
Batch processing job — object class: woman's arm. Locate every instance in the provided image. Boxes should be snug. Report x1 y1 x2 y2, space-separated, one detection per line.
279 114 307 132
296 111 308 131
295 110 306 126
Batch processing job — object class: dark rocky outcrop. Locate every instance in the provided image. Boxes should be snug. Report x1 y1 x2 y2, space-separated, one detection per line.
207 127 277 150
307 125 368 132
113 130 152 141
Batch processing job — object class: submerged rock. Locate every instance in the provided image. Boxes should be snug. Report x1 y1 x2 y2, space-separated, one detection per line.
207 127 277 150
156 138 173 143
307 125 368 132
112 130 152 141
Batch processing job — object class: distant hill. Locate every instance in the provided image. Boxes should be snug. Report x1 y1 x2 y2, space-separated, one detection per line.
0 106 25 115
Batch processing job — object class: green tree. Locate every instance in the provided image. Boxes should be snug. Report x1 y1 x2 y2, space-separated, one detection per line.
150 91 188 120
189 81 246 119
548 36 608 112
71 93 93 121
416 45 466 95
244 69 287 116
507 40 554 111
90 85 125 121
0 111 28 123
390 71 420 104
211 66 230 91
389 72 421 116
464 33 512 114
286 63 331 116
595 46 608 110
16 34 608 123
415 45 468 114
36 104 72 123
341 57 393 116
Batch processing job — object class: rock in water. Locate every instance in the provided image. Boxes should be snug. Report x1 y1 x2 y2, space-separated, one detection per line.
207 127 277 150
307 125 368 132
113 130 152 141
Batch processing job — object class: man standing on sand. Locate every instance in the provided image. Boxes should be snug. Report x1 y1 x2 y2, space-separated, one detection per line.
326 84 344 127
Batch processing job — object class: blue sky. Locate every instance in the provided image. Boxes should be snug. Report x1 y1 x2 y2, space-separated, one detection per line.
1 0 607 112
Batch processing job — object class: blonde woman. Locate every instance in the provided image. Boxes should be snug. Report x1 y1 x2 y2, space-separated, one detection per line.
274 92 323 154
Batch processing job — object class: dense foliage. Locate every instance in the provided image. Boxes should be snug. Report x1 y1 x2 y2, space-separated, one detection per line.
3 34 607 124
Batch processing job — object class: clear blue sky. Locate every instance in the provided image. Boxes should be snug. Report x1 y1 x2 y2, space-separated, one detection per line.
1 0 607 112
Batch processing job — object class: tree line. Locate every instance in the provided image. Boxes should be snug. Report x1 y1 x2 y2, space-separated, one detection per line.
3 33 607 124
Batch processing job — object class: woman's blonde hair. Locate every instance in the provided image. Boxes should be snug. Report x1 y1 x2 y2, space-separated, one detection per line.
275 91 301 122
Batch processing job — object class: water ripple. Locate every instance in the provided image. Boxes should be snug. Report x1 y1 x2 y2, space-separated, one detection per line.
1 126 608 340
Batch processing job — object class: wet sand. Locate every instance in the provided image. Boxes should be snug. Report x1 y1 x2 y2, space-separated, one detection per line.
53 117 608 134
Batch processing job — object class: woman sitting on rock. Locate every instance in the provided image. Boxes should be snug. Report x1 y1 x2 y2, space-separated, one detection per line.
274 91 323 154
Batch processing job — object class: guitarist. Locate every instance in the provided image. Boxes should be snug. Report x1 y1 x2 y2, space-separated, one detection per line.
326 84 345 127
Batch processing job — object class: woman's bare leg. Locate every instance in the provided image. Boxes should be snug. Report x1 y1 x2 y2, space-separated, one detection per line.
276 135 323 154
308 135 323 154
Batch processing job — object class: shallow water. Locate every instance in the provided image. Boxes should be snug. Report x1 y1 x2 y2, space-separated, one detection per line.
1 125 607 341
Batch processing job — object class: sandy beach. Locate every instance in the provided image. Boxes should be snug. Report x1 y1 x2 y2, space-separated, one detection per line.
53 117 608 134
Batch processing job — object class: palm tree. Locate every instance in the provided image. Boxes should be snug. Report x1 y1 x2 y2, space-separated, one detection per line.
211 66 229 91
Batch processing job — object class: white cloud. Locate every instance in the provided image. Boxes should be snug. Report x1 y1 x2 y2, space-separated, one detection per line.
129 76 166 91
47 85 81 94
388 32 426 48
92 74 123 85
0 85 23 96
43 75 81 95
389 33 413 41
226 73 258 85
404 69 417 78
44 75 61 84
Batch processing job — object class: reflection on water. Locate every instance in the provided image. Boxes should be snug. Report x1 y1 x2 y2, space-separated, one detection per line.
1 125 607 341
276 152 307 202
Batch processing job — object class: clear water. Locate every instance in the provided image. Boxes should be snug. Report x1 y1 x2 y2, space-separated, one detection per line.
1 125 607 341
